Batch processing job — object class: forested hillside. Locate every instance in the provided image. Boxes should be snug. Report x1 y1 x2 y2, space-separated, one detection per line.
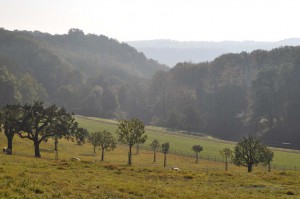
0 28 167 118
148 47 300 149
1 28 300 149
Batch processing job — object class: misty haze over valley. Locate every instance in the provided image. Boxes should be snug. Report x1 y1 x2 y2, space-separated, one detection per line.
128 39 300 66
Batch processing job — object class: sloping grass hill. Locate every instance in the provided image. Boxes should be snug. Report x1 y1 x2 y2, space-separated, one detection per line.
0 115 299 198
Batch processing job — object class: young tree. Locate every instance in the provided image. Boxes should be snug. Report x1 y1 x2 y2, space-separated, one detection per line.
116 119 147 165
162 142 170 168
150 139 160 162
75 127 89 145
46 108 78 160
88 132 100 154
97 130 116 161
192 145 203 163
220 148 233 171
0 104 23 154
232 135 274 172
17 101 77 158
262 147 274 172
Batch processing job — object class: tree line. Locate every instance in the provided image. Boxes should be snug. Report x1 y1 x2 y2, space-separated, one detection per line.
1 106 273 172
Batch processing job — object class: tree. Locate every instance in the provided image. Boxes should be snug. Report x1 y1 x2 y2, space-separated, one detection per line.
17 101 77 158
262 147 274 172
0 104 23 154
46 108 78 160
192 145 203 163
220 148 233 171
162 142 170 168
88 132 100 154
97 130 116 161
150 139 160 162
232 136 274 172
116 119 147 165
75 127 89 145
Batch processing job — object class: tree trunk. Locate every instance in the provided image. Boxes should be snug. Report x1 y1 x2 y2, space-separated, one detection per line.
153 149 156 162
268 163 271 172
93 147 96 154
136 144 139 154
164 154 167 167
101 147 104 161
247 164 252 172
128 145 132 165
225 156 228 171
7 136 13 155
34 139 41 158
195 152 198 163
54 138 58 160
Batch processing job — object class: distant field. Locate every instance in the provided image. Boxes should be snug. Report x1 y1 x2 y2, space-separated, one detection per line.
76 116 300 170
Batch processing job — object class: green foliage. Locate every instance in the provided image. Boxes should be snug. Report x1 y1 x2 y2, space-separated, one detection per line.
150 139 160 162
192 145 203 163
192 145 203 153
232 136 274 172
116 119 147 165
75 127 89 145
162 142 170 154
88 132 100 154
150 139 160 150
17 101 78 157
220 148 233 171
161 142 170 167
116 119 147 146
0 104 23 154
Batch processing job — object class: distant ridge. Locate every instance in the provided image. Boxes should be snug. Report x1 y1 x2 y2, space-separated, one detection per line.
127 39 300 67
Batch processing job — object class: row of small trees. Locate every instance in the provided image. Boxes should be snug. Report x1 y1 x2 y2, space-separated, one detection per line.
88 119 274 172
1 103 274 172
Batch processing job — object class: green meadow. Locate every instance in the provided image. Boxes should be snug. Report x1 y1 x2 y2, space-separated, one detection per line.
76 116 300 170
0 115 299 198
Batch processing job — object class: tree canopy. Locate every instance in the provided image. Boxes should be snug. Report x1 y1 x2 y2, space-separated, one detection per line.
232 136 274 172
116 119 147 165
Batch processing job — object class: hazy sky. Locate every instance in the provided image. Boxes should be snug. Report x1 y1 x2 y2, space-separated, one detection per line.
1 0 300 42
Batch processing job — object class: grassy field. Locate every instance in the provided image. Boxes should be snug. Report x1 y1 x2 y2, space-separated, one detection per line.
0 116 299 198
76 116 300 170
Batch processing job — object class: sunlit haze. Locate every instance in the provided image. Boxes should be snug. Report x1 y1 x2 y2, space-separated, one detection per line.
1 0 300 41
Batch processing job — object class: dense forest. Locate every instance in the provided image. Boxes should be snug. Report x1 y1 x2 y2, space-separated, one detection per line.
1 28 300 149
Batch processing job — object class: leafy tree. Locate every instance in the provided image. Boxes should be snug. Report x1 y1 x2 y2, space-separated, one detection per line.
75 127 89 145
220 148 233 171
17 101 77 158
262 147 274 172
192 145 203 163
162 142 170 168
232 136 274 172
45 108 78 160
97 130 117 161
150 139 160 162
116 119 147 165
0 104 23 154
88 132 100 154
